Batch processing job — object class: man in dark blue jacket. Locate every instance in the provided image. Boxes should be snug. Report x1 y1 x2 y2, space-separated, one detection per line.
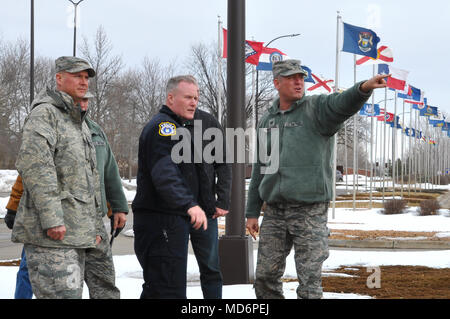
133 75 216 299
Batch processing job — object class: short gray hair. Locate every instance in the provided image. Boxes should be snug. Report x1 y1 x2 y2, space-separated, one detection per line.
166 75 198 97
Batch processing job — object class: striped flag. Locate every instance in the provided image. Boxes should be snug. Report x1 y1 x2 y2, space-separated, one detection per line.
356 45 394 65
256 46 289 71
222 28 264 65
378 64 409 91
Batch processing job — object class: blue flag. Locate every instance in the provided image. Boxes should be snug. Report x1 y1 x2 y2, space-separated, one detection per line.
405 128 415 137
342 23 380 58
408 85 422 101
301 65 315 83
420 105 438 117
359 103 380 116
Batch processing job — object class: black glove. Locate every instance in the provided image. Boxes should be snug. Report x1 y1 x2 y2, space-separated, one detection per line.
109 213 124 238
4 210 16 230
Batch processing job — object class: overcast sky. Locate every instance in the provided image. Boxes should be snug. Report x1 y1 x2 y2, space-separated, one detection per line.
1 0 450 113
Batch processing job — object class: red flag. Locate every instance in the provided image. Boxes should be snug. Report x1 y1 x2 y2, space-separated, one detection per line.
356 45 394 65
222 28 264 65
377 111 394 122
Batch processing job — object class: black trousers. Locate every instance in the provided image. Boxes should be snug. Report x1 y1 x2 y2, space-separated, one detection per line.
133 212 190 299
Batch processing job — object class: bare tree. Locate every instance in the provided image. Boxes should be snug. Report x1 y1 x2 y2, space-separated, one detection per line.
186 42 277 130
102 57 177 179
80 25 123 128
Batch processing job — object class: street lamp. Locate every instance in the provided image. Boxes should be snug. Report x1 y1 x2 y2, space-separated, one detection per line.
68 0 85 56
30 0 34 104
254 33 301 127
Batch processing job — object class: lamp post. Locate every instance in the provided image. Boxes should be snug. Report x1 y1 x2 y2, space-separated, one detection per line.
218 0 254 286
30 0 34 104
254 33 300 127
68 0 84 56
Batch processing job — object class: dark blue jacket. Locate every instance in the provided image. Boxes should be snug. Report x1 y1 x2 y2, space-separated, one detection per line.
132 106 216 217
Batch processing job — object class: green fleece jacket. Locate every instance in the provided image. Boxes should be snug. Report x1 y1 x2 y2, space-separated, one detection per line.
85 117 129 216
245 81 372 218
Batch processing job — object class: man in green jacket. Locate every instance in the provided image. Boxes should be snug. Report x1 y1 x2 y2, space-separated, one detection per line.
245 59 388 299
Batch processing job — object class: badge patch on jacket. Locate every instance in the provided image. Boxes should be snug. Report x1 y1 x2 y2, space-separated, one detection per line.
159 122 176 136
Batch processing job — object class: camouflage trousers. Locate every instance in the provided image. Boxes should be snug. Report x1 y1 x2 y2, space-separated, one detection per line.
24 235 120 299
254 202 329 299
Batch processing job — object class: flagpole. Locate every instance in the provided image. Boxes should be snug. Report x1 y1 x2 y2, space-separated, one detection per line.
369 65 375 208
217 16 223 126
408 103 412 196
332 11 342 219
401 99 405 197
414 108 418 193
374 110 378 191
251 64 256 163
426 117 430 189
352 54 357 211
382 87 387 203
392 91 397 196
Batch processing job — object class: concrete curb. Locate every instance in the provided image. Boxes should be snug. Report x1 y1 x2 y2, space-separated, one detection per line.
329 239 450 250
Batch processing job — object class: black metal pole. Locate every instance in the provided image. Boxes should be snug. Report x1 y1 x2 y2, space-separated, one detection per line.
73 4 77 56
30 0 34 104
225 0 246 237
218 0 254 285
69 0 84 57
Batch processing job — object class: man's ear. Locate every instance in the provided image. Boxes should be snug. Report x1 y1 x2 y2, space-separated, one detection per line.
167 92 175 106
273 77 280 90
55 72 63 87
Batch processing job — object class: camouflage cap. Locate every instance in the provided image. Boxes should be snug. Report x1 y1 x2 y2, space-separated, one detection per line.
272 59 308 79
55 56 96 77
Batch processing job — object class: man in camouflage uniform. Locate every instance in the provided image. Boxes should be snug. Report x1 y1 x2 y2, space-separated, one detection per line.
245 59 388 299
11 56 114 299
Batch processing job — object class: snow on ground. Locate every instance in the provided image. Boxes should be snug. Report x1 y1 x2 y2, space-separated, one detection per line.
1 170 449 299
3 248 447 299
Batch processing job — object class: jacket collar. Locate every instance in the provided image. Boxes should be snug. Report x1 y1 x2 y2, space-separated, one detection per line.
45 88 86 123
269 94 306 115
160 105 185 125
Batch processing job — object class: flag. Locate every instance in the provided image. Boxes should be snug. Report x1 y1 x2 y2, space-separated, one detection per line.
386 116 402 129
390 86 411 100
412 102 426 111
359 103 380 116
356 45 394 65
256 46 288 71
342 22 380 58
301 65 315 83
378 64 409 91
405 128 415 137
222 28 264 65
377 111 394 122
428 111 444 126
407 85 423 102
441 122 450 131
420 105 438 117
307 73 334 93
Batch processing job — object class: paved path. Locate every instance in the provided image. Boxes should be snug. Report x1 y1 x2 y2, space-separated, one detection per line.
1 190 450 261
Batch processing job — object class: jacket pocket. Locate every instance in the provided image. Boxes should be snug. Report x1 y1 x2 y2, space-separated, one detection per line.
279 166 324 201
59 191 96 246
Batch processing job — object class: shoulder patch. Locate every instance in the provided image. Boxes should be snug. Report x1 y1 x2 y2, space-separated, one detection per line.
158 122 176 136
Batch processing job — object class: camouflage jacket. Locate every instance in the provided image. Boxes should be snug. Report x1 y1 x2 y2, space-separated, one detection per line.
12 87 103 248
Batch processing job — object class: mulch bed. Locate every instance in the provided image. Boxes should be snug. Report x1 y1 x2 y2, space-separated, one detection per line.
321 265 450 299
329 229 450 241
